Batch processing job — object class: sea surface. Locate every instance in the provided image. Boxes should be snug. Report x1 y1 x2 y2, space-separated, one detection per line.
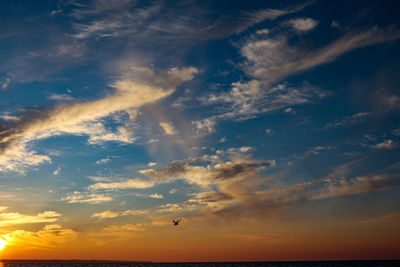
0 261 399 267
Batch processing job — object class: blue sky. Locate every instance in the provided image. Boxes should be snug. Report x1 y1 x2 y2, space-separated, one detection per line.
0 0 399 260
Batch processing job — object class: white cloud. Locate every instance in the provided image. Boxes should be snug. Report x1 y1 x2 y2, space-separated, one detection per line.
148 162 157 167
61 191 113 204
53 167 61 176
287 18 319 31
96 157 110 164
159 122 177 135
88 179 155 190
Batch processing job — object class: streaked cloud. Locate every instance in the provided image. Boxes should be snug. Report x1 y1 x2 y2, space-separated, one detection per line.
0 66 197 172
92 210 120 219
88 179 155 190
92 209 147 219
362 212 400 224
47 94 74 101
103 224 145 232
372 140 396 150
61 191 113 204
324 112 370 129
0 210 61 226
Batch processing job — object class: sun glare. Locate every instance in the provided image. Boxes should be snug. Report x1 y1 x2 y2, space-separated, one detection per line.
0 238 8 251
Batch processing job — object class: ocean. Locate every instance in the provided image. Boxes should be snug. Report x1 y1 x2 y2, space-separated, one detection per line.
0 261 399 267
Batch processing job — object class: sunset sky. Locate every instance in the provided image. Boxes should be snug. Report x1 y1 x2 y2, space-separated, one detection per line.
0 0 399 262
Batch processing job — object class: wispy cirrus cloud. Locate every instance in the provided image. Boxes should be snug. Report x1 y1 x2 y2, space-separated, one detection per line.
69 0 312 42
362 212 400 224
192 26 400 135
324 111 371 129
61 191 113 204
0 66 197 173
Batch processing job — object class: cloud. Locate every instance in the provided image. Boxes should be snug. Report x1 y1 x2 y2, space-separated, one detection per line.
69 0 311 42
92 209 147 219
147 151 398 220
96 157 110 164
374 88 400 110
5 224 77 249
47 94 74 101
61 191 113 204
240 26 400 85
0 210 61 226
159 122 177 135
362 212 400 224
310 175 393 200
162 26 400 136
265 129 274 136
373 140 396 150
139 148 275 192
169 189 177 194
0 66 197 172
53 167 61 176
156 203 198 213
304 145 333 156
192 117 217 136
88 179 155 190
149 193 163 199
148 162 157 167
1 78 11 90
324 111 370 129
103 224 145 232
286 18 319 31
196 82 328 128
92 210 120 219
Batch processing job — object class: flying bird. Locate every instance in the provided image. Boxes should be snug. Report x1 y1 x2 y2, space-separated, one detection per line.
172 219 181 226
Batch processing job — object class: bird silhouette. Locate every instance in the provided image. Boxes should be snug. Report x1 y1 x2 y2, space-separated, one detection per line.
172 219 181 225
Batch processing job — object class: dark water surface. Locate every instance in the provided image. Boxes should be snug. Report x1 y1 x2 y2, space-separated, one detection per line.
0 261 399 267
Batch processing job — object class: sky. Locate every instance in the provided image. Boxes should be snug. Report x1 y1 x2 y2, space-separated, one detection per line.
0 0 399 262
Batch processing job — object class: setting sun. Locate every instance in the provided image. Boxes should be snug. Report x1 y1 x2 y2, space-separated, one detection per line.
0 238 8 251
